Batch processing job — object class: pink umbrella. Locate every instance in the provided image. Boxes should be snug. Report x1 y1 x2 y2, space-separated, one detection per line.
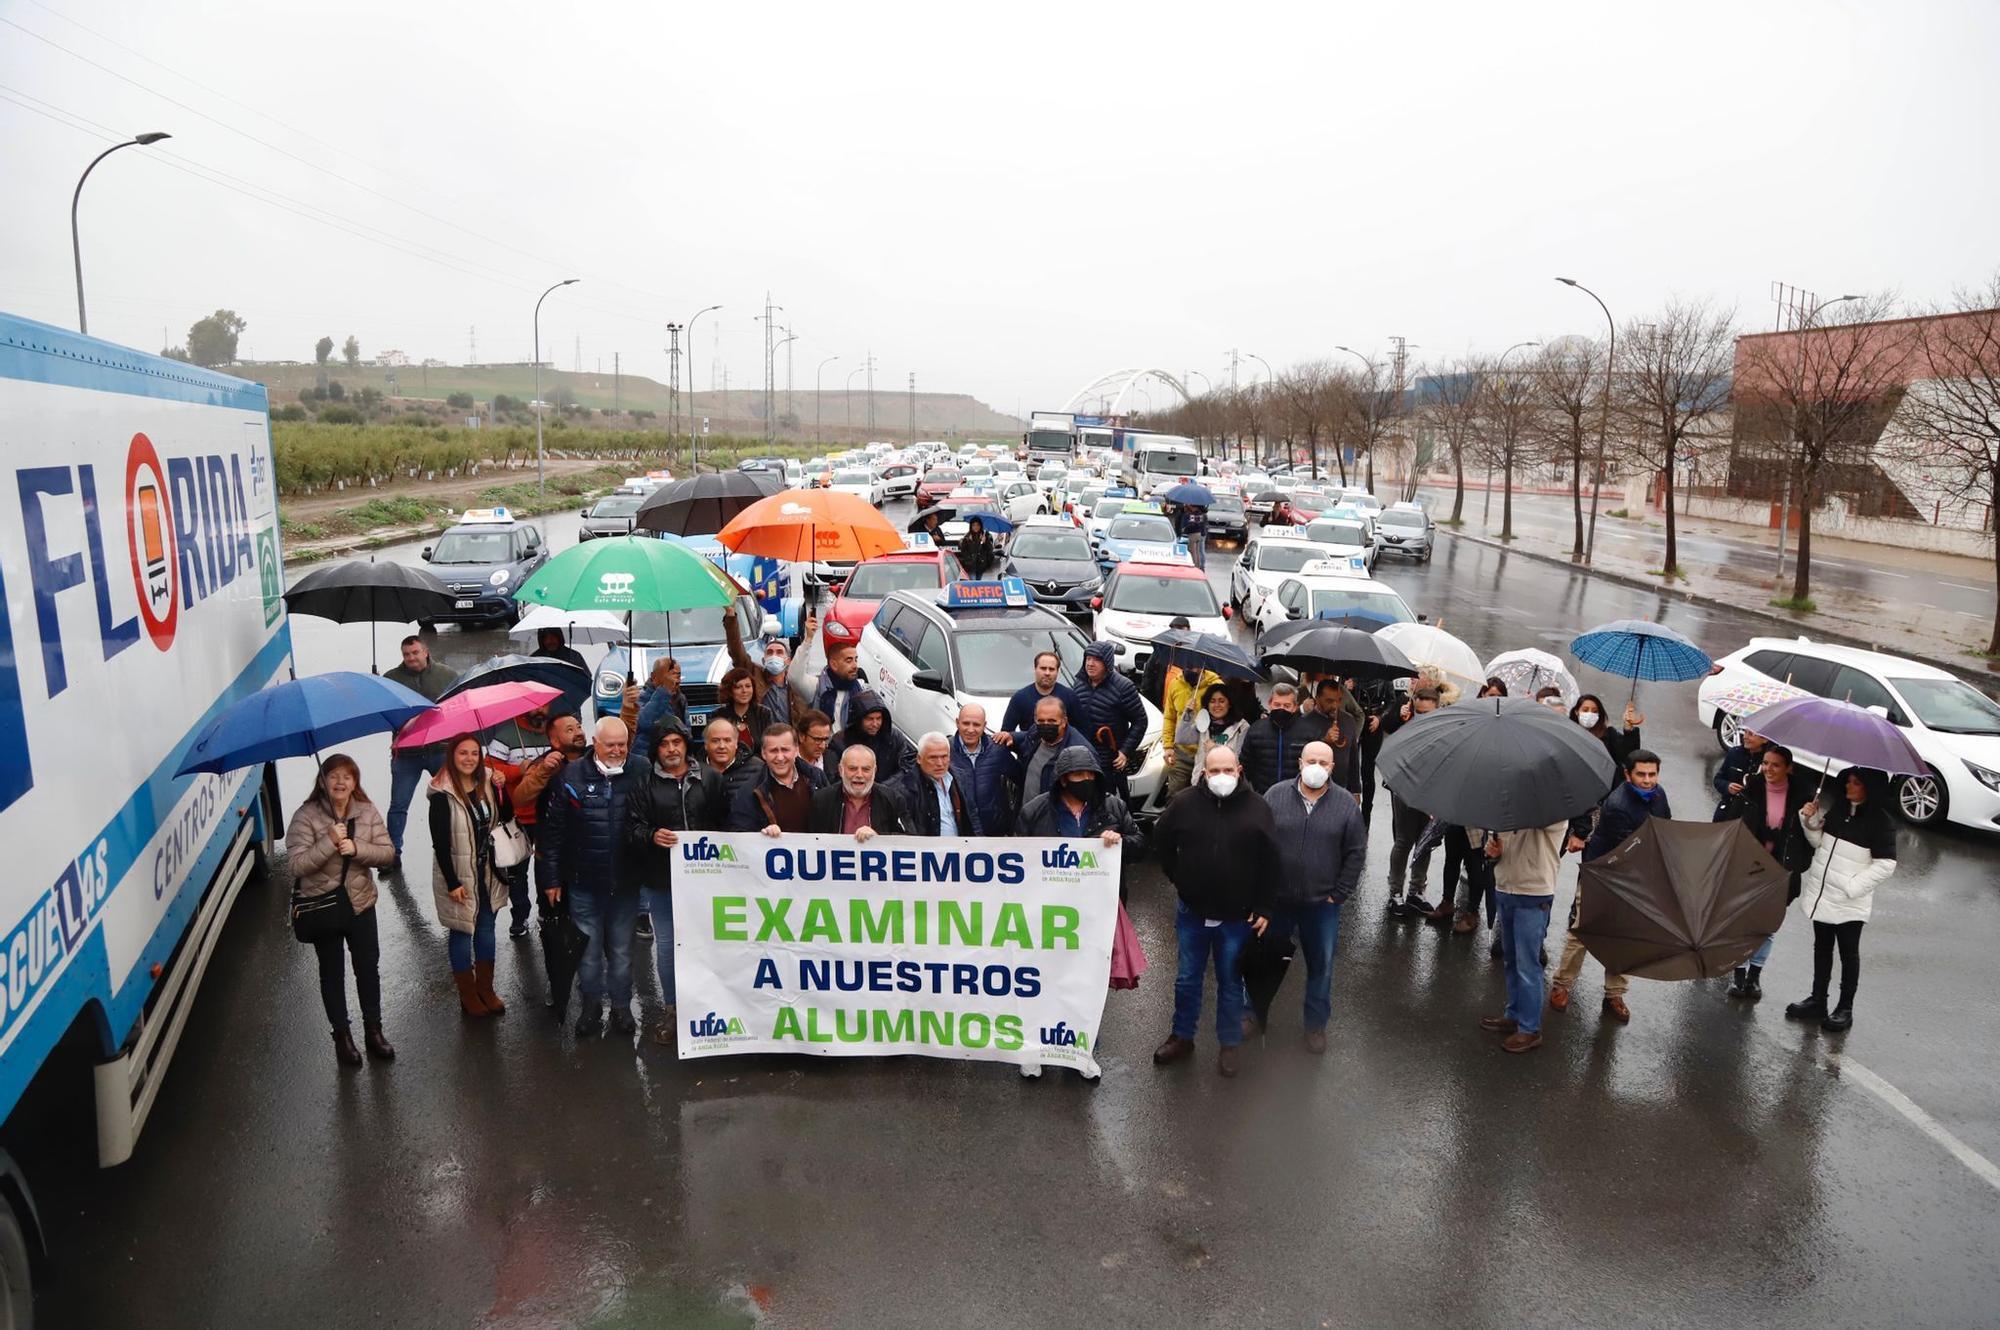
394 681 563 750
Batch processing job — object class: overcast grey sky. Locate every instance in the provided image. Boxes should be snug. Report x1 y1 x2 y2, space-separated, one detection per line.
5 0 1997 416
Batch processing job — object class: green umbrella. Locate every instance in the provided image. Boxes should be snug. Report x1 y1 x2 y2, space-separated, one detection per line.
516 535 737 613
516 535 739 688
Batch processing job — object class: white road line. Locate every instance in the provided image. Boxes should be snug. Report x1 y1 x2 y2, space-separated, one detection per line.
1953 610 1984 619
1868 571 1908 580
1941 582 1987 592
1833 1054 2000 1194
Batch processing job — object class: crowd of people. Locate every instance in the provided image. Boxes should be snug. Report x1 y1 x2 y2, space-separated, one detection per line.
287 618 1896 1074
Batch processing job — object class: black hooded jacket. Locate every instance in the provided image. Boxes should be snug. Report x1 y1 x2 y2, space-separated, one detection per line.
1015 747 1144 850
1071 642 1148 763
826 689 915 786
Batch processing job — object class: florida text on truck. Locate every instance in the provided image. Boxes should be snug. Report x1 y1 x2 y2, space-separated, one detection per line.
0 312 292 1317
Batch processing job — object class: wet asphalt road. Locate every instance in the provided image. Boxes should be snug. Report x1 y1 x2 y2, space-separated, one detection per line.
30 502 2000 1328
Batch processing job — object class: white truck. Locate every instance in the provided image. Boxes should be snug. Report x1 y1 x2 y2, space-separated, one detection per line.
1130 434 1202 497
1024 410 1078 468
0 312 291 1317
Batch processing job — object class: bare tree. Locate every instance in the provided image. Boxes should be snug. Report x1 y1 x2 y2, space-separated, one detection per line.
1330 365 1388 493
1530 337 1605 558
1733 293 1911 605
1476 356 1541 540
1232 385 1269 468
1619 300 1736 574
1425 359 1484 523
1279 360 1334 478
1893 278 2000 653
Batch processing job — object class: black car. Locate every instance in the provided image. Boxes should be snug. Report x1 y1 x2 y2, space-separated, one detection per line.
577 491 645 539
1002 518 1104 619
419 509 549 626
1205 492 1249 545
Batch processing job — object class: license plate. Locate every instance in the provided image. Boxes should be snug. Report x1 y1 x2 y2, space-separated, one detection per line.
455 599 474 609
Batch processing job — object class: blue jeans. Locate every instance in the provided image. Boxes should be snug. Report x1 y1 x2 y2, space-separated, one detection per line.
1270 901 1343 1032
643 885 677 1006
385 751 435 853
1172 901 1251 1047
1749 932 1776 968
505 858 532 929
1497 893 1554 1035
446 889 497 971
571 890 639 1008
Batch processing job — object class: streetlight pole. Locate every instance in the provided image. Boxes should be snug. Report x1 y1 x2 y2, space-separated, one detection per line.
1335 344 1385 490
534 278 578 500
1557 278 1615 564
845 365 867 429
72 132 170 335
815 355 840 445
681 304 720 469
1775 293 1861 585
771 334 797 441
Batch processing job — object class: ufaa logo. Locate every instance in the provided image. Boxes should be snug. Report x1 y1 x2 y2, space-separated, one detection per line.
597 571 637 597
779 502 813 516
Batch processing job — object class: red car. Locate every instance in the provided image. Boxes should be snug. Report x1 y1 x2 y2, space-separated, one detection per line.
914 467 965 509
821 548 965 649
1275 487 1336 525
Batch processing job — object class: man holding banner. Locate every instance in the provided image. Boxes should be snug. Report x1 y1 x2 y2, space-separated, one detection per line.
809 747 911 839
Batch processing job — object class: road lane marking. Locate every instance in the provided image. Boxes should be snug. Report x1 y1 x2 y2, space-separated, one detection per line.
1868 571 1908 580
1833 1054 2000 1194
1941 582 1987 592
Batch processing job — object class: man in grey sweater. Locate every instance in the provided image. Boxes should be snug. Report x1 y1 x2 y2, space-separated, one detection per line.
1261 740 1368 1053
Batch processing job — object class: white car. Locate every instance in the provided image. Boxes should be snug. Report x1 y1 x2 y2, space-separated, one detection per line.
1084 494 1133 542
1035 461 1069 493
1229 532 1339 621
877 460 921 499
1250 562 1418 637
856 589 1170 814
998 479 1047 525
992 457 1023 479
1094 560 1231 677
1698 637 2000 832
1300 517 1378 572
828 466 887 506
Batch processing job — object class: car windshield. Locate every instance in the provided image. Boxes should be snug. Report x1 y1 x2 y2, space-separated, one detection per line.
1258 544 1323 573
1380 510 1426 529
430 530 514 565
1308 588 1415 623
1307 522 1370 547
1890 678 2000 734
1108 574 1219 617
1108 515 1176 542
1209 495 1246 516
1011 529 1094 560
835 470 873 486
629 602 738 646
1142 451 1200 477
844 561 940 599
1242 480 1275 497
925 470 962 485
1091 499 1128 522
955 622 1087 695
589 495 644 518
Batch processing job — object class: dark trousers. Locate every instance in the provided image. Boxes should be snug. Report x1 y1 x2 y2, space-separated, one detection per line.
312 906 382 1031
1812 920 1863 1003
1414 826 1471 902
1386 794 1429 894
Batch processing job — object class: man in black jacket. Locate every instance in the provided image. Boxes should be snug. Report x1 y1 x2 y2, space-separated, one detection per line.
701 717 766 817
1353 676 1398 827
1382 685 1442 918
1071 641 1148 801
1309 678 1364 795
808 746 912 838
1150 746 1281 1079
1016 747 1142 849
1239 683 1330 796
906 732 973 837
624 714 716 1044
1554 748 1671 1025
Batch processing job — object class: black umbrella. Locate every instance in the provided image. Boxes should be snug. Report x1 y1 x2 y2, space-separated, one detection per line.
441 654 593 718
1376 697 1617 830
1261 625 1418 681
540 896 587 1020
1239 929 1295 1033
1149 629 1266 682
283 557 457 672
634 470 770 536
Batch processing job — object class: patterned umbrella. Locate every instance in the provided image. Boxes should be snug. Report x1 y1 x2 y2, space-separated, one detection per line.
1570 619 1713 683
1739 695 1927 777
1708 679 1809 719
1483 647 1580 707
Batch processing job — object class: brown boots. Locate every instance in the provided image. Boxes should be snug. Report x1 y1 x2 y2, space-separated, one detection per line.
452 963 508 1017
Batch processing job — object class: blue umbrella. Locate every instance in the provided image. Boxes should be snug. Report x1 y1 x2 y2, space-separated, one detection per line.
177 671 435 775
1570 620 1712 682
1162 483 1215 507
1150 629 1266 682
911 505 1015 534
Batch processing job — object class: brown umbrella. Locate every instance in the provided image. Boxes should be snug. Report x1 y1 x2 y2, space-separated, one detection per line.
1575 820 1789 980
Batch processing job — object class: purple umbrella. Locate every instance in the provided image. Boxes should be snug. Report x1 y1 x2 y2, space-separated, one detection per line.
1739 695 1926 777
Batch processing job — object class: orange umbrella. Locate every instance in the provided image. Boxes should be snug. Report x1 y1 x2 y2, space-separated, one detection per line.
715 488 903 563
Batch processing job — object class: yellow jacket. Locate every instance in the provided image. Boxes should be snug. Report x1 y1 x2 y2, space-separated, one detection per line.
1161 668 1223 759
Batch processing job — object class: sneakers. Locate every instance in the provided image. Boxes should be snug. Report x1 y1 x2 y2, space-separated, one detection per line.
1405 893 1439 917
1602 995 1631 1024
636 913 655 941
508 920 530 940
1152 1035 1194 1065
1387 889 1414 918
1548 984 1572 1012
1502 1031 1543 1054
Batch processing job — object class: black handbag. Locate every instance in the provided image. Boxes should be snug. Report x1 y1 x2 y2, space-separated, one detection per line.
292 819 357 944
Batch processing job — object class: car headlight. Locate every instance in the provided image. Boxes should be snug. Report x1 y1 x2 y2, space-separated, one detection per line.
489 569 511 588
1075 575 1102 592
1963 759 2000 793
824 619 854 640
597 667 625 694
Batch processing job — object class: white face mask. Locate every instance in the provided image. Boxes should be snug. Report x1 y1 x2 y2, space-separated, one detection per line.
1576 711 1600 729
1299 764 1330 790
1194 709 1212 733
598 762 626 776
763 655 787 675
1206 772 1239 799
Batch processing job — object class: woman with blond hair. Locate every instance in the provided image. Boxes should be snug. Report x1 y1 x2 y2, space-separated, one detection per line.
429 733 516 1016
287 754 397 1065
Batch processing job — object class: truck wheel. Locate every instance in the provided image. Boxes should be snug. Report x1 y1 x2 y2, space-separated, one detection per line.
0 1203 34 1330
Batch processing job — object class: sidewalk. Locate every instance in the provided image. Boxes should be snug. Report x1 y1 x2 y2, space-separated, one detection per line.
1422 487 2000 689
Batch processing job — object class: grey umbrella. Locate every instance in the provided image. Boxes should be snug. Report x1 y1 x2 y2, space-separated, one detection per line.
1376 697 1617 830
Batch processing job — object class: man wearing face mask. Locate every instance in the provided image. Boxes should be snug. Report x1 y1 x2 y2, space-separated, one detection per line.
723 607 810 729
1016 747 1141 846
1151 746 1281 1078
1552 749 1671 1024
1262 741 1368 1053
1013 695 1096 800
808 746 911 839
1240 683 1330 797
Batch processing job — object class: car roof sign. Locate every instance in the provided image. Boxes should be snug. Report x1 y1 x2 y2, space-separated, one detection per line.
902 531 935 550
459 506 513 523
941 578 1033 609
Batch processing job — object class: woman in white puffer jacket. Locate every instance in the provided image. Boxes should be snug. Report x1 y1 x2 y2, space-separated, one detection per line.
1784 767 1897 1033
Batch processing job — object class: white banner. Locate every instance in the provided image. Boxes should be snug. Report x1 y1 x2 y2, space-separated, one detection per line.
671 832 1121 1076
